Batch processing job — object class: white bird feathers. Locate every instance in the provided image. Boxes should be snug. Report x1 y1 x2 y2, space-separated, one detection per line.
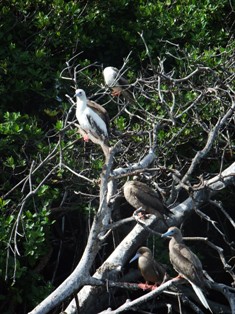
103 66 120 88
74 89 110 146
190 280 212 312
103 66 134 103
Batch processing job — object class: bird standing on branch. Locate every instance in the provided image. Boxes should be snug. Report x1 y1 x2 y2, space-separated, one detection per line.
161 226 212 312
123 180 170 226
74 89 110 156
130 246 169 289
103 66 134 103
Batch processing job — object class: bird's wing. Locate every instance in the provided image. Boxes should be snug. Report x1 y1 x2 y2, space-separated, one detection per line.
122 90 135 104
87 100 110 135
153 260 168 281
180 245 203 268
86 113 107 141
137 192 164 212
130 182 159 198
170 243 204 287
125 185 143 208
108 71 135 104
118 76 135 104
132 183 169 215
117 75 130 88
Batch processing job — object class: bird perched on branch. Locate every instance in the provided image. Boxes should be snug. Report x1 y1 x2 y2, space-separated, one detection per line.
130 246 169 289
161 226 212 312
74 89 110 154
123 180 170 226
103 66 134 103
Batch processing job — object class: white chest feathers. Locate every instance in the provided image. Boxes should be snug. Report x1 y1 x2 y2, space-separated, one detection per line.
74 88 109 141
76 103 108 137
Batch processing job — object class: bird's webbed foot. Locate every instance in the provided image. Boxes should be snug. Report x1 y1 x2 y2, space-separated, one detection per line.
138 282 154 291
133 208 150 220
111 90 121 97
83 134 90 142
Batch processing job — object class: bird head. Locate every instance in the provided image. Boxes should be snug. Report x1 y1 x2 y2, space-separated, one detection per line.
129 251 141 263
129 247 152 263
161 226 178 238
74 89 86 102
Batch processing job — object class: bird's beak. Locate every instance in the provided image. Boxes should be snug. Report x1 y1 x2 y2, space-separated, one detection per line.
161 230 172 238
129 252 140 263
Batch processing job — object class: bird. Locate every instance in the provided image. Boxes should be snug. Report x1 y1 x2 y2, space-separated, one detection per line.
103 66 134 103
74 89 110 148
130 246 169 288
123 180 170 226
161 226 212 312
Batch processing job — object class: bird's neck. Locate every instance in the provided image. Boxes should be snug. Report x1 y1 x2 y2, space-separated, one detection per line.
139 255 151 269
76 98 87 112
171 235 183 246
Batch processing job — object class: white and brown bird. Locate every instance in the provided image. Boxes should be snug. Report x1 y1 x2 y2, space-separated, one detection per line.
162 227 212 312
123 180 170 226
74 89 110 148
103 66 134 103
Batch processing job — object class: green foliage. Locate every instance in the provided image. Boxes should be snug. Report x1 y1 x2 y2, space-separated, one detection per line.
23 208 51 262
0 269 53 313
0 0 234 312
0 0 232 116
115 116 126 131
0 197 53 312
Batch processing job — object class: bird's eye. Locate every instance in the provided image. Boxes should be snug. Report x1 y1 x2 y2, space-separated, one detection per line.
76 91 82 96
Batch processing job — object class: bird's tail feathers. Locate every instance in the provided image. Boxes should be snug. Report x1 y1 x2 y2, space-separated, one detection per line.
122 90 135 104
190 281 212 313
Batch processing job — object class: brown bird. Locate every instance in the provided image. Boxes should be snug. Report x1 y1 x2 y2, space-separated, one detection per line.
123 180 170 226
161 227 212 312
130 246 168 287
